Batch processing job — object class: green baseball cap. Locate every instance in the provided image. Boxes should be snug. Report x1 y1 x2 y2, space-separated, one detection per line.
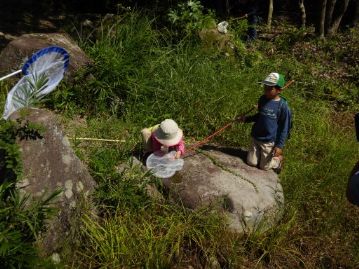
262 72 285 88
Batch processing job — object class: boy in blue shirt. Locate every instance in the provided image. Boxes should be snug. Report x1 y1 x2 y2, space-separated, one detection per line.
239 72 291 172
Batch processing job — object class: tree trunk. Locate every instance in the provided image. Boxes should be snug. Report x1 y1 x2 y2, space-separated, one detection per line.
319 0 327 38
327 0 350 36
325 0 336 33
267 0 273 29
299 0 306 28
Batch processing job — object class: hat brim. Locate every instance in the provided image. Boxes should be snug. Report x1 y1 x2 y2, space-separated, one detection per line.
261 80 277 86
154 128 183 147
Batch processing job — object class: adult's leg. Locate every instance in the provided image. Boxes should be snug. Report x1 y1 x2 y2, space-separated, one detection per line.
246 6 258 42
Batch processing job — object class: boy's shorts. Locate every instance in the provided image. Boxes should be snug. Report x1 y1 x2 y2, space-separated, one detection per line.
247 138 281 170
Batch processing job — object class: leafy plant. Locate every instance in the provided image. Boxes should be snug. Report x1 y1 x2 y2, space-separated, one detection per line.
0 183 60 269
168 0 216 36
13 72 49 108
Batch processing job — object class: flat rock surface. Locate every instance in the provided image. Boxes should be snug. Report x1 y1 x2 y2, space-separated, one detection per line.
163 146 284 233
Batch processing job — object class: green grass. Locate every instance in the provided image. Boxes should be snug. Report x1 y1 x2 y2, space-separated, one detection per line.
78 205 241 268
54 13 359 268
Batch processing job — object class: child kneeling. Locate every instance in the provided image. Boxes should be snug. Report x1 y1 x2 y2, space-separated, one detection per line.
239 72 291 173
141 119 185 159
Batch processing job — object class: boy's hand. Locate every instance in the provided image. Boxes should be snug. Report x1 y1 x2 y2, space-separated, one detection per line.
236 115 246 122
350 161 359 177
273 147 283 157
175 151 181 159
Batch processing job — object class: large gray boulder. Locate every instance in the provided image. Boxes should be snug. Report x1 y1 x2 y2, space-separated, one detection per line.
9 108 96 256
0 33 92 81
163 146 284 233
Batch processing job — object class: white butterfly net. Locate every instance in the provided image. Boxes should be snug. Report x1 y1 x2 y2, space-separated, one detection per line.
2 47 69 119
146 151 184 178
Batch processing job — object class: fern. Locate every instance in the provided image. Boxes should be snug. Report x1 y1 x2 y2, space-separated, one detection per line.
12 72 49 108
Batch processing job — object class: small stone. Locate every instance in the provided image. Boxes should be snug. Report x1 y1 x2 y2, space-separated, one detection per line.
82 19 93 27
209 256 221 269
62 154 72 165
76 181 84 192
51 253 61 264
65 180 73 190
65 189 73 199
244 210 253 219
17 178 30 189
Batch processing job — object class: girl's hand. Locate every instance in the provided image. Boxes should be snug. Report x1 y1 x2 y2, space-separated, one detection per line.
175 151 181 159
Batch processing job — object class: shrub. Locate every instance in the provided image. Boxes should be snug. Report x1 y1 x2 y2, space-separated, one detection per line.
168 0 216 37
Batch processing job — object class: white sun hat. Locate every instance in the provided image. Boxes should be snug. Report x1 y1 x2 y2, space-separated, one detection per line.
154 119 183 147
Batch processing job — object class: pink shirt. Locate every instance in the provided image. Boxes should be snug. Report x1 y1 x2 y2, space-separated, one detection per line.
150 133 185 156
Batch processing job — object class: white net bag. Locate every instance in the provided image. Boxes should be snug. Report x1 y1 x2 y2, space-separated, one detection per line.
2 46 69 119
146 151 184 178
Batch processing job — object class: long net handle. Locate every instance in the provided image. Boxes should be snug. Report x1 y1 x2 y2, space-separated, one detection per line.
185 80 295 154
186 106 255 152
0 70 22 82
282 80 294 89
186 121 235 151
68 137 125 143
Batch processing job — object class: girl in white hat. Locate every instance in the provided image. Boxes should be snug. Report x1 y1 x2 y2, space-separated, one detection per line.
141 119 185 159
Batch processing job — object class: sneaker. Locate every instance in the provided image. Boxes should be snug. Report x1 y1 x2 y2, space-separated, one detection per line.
272 156 284 174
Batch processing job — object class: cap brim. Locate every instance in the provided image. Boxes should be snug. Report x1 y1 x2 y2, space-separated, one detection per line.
261 80 277 86
154 129 183 147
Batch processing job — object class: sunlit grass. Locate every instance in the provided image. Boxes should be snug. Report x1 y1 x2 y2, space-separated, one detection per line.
49 12 359 268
